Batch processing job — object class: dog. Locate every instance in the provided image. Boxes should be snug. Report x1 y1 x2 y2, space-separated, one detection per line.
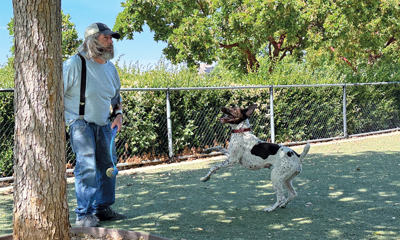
201 104 310 212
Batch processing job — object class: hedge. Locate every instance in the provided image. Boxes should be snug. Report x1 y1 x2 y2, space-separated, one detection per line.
1 83 399 177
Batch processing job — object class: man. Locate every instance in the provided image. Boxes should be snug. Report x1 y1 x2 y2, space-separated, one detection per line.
63 22 126 227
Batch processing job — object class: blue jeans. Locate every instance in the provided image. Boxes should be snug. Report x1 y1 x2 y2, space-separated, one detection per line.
69 119 117 219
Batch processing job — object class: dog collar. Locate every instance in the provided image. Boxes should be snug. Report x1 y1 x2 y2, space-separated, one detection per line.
232 128 251 134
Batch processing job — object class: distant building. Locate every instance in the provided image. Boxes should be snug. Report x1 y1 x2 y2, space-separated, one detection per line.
199 63 214 74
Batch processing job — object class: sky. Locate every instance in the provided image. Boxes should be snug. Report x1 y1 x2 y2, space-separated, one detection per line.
0 0 167 66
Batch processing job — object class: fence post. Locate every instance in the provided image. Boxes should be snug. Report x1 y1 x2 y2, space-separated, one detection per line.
166 89 174 158
269 86 275 143
343 84 348 138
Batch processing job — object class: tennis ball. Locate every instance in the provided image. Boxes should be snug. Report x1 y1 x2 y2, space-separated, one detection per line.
106 168 115 178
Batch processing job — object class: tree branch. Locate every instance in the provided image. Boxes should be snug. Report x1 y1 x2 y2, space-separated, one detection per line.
330 47 357 72
367 37 396 65
281 34 302 55
196 1 206 15
219 43 240 49
243 47 259 72
219 41 259 72
386 37 396 47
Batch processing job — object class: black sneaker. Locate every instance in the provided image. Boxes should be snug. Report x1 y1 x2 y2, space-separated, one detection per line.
95 207 127 221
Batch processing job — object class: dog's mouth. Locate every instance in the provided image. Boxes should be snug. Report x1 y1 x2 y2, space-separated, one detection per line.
220 116 240 124
219 117 230 123
220 107 245 124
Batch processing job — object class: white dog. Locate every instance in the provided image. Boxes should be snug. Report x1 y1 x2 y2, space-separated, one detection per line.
201 104 310 212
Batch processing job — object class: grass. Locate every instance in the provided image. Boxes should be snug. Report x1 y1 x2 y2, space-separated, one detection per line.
1 132 400 239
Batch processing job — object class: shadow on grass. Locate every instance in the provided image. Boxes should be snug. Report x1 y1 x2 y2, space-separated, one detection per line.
1 150 399 239
70 150 400 240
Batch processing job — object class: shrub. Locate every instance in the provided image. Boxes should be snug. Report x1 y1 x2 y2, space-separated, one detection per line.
0 92 14 177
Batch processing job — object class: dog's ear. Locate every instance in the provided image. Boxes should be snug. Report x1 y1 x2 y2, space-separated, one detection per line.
244 104 257 117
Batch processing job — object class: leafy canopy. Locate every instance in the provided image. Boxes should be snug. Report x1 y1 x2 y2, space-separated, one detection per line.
308 0 400 72
7 11 82 62
1 11 82 88
114 0 312 73
114 0 400 74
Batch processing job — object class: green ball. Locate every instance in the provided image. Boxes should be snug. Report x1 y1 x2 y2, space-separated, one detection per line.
106 168 115 178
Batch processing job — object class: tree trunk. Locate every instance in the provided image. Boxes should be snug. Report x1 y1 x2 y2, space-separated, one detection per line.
12 0 70 239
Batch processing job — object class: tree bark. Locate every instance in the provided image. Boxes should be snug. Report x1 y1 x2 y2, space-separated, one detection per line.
12 0 70 239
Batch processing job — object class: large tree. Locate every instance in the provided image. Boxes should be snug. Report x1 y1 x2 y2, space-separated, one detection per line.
114 0 312 73
115 0 400 74
12 0 70 239
306 0 400 72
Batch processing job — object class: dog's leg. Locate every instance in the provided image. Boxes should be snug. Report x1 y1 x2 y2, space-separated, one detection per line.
203 146 229 157
263 181 286 212
263 169 287 212
279 172 299 208
201 158 234 182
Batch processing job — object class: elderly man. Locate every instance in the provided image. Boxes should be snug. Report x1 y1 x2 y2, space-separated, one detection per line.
63 23 126 227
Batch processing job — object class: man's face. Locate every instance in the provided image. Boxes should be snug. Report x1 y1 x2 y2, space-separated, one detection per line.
96 34 114 60
98 34 113 52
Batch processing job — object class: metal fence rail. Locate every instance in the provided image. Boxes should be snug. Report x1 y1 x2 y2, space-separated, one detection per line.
1 82 400 180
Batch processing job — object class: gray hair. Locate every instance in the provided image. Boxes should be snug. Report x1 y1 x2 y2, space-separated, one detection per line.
78 32 114 61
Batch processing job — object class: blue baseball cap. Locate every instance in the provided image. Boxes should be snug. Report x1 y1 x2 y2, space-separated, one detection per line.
84 22 120 39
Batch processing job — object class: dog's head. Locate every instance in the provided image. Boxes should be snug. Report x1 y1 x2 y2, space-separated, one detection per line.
220 104 257 124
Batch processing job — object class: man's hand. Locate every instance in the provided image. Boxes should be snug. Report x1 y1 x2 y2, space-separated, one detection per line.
111 114 123 132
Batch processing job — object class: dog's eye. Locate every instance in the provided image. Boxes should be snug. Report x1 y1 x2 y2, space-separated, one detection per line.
287 151 293 157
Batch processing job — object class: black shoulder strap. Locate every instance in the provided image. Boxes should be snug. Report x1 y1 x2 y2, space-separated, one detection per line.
77 53 86 119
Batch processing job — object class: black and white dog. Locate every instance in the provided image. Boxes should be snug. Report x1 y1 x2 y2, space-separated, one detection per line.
201 104 310 212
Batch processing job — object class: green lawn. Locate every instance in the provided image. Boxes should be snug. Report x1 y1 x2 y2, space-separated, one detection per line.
1 132 400 239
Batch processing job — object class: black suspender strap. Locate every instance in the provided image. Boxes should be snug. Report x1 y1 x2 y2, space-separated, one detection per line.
77 53 86 119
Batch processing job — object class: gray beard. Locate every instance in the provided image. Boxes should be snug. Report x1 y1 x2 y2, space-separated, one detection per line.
100 50 114 61
93 40 115 61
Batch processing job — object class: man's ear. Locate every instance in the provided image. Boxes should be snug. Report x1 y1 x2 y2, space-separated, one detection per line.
244 104 257 117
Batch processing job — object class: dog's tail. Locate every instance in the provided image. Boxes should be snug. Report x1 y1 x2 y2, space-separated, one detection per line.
299 143 311 163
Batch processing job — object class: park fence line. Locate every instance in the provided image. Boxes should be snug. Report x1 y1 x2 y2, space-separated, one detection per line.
121 81 400 155
1 81 400 182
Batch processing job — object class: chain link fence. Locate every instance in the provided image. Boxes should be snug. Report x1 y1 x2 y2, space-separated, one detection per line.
1 82 400 180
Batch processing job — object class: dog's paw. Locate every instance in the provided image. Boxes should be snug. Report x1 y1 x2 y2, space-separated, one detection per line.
262 206 276 212
203 146 225 154
279 202 288 208
201 176 210 182
203 148 213 154
263 201 285 212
